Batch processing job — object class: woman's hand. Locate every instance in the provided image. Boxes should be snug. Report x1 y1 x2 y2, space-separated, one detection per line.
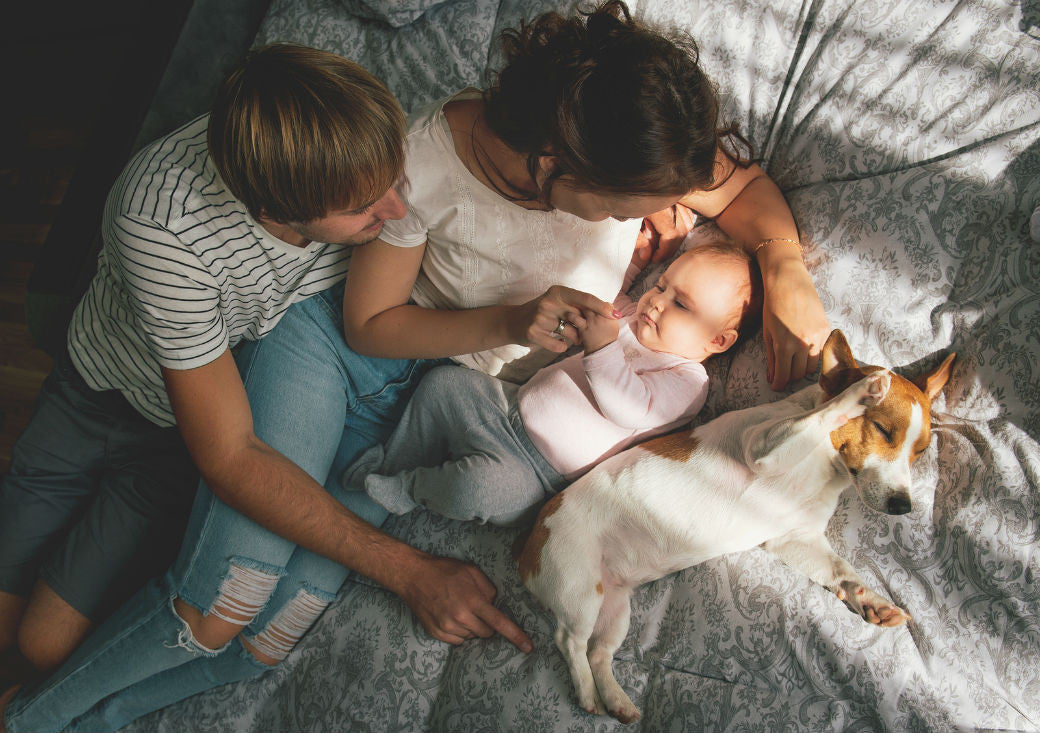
761 257 830 390
580 311 621 354
508 285 619 353
681 155 830 391
632 203 697 269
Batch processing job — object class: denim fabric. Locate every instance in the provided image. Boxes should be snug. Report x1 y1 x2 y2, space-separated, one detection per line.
5 283 434 733
66 637 268 733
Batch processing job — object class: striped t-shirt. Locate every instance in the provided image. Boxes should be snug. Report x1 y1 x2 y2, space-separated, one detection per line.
67 115 351 427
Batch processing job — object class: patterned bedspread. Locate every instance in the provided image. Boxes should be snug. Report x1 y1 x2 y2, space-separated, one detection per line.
124 0 1040 730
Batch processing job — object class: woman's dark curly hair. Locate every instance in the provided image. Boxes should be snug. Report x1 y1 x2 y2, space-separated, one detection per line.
481 0 749 205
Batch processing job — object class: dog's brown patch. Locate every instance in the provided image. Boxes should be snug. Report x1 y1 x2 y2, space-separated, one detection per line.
510 529 531 564
517 492 565 583
641 432 699 462
596 582 603 595
830 371 932 469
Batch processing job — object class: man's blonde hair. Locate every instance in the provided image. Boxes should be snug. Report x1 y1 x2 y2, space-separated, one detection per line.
208 44 406 223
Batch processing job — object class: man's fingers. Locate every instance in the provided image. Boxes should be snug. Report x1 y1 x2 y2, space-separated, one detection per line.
450 611 496 640
465 564 499 599
463 566 532 651
477 602 533 653
432 629 468 645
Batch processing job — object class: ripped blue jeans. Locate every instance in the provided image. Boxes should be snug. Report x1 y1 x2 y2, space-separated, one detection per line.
4 282 435 733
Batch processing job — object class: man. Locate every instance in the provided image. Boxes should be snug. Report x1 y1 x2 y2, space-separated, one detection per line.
0 44 529 733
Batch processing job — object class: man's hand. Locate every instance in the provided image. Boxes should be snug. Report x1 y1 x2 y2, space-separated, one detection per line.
633 204 697 269
394 553 533 652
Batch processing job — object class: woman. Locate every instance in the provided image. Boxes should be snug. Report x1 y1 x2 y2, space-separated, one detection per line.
343 0 826 389
0 3 827 732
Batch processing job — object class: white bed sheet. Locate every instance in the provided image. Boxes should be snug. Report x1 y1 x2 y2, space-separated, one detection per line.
124 1 1040 730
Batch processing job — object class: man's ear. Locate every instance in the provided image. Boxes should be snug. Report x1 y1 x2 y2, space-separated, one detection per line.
256 208 280 225
708 329 739 354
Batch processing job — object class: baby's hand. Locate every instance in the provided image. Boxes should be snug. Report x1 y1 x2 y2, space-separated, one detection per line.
580 310 621 354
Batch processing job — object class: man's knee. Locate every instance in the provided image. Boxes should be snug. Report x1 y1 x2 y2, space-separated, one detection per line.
175 563 333 666
242 587 334 666
17 583 92 673
174 562 281 652
244 588 333 664
0 592 27 651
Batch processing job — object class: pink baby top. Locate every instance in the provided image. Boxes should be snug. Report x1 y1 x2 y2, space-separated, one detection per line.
517 298 709 479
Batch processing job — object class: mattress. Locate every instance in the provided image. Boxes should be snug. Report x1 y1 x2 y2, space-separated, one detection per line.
124 0 1040 730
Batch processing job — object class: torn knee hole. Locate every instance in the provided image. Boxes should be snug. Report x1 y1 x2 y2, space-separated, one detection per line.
246 589 330 663
210 563 280 626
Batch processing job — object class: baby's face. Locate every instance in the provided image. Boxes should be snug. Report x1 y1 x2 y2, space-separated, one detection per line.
633 252 747 360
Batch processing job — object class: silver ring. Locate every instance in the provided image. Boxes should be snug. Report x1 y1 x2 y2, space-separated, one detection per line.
553 318 567 336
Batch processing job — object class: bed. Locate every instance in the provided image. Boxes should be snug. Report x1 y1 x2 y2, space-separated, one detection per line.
123 0 1040 730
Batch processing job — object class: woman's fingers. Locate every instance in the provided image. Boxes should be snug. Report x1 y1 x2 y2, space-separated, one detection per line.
554 286 615 320
515 285 618 351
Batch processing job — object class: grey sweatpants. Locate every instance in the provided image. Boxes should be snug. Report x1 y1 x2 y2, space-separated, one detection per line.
341 365 567 526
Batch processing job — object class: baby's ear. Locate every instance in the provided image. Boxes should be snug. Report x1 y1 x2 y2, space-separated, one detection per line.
709 329 739 354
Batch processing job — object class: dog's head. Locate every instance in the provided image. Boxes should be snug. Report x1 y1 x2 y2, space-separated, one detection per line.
819 330 955 515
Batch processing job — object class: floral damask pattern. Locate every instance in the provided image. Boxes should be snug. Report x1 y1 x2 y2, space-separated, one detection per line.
125 0 1039 730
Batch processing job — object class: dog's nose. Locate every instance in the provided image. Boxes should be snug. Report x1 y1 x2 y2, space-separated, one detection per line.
887 495 911 515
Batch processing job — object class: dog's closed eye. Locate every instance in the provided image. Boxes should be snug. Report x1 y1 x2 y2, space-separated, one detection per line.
872 421 893 443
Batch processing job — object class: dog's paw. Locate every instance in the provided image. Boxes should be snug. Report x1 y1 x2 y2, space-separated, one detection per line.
858 370 891 408
609 702 642 725
835 580 911 627
577 689 605 717
832 370 891 424
601 688 641 724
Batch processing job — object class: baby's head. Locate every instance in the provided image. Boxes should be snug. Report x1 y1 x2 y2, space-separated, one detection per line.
633 242 762 361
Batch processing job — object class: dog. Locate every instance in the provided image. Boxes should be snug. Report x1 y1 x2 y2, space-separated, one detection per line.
516 329 955 723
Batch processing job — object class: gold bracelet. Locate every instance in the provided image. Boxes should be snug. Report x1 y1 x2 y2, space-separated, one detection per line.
753 237 802 255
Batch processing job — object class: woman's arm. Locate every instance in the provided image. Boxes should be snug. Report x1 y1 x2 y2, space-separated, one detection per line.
680 151 830 390
342 238 617 358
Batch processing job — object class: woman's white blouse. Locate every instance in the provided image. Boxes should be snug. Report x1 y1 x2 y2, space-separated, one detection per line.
379 90 641 381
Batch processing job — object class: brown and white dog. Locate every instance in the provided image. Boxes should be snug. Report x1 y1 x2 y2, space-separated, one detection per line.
517 330 955 723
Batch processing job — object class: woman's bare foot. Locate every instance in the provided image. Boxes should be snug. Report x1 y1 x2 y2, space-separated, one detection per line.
0 684 21 733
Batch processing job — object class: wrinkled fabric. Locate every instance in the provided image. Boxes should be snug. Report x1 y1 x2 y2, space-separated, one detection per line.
123 0 1040 730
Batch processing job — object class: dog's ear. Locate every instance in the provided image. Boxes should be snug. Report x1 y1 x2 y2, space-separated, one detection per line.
913 352 955 402
819 329 861 396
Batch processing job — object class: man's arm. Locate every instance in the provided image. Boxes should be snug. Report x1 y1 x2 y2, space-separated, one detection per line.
162 350 533 651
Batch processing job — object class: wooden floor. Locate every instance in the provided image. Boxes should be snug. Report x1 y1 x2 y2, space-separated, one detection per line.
0 12 142 475
0 101 72 475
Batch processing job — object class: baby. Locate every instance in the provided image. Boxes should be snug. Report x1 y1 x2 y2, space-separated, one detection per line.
342 242 762 525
